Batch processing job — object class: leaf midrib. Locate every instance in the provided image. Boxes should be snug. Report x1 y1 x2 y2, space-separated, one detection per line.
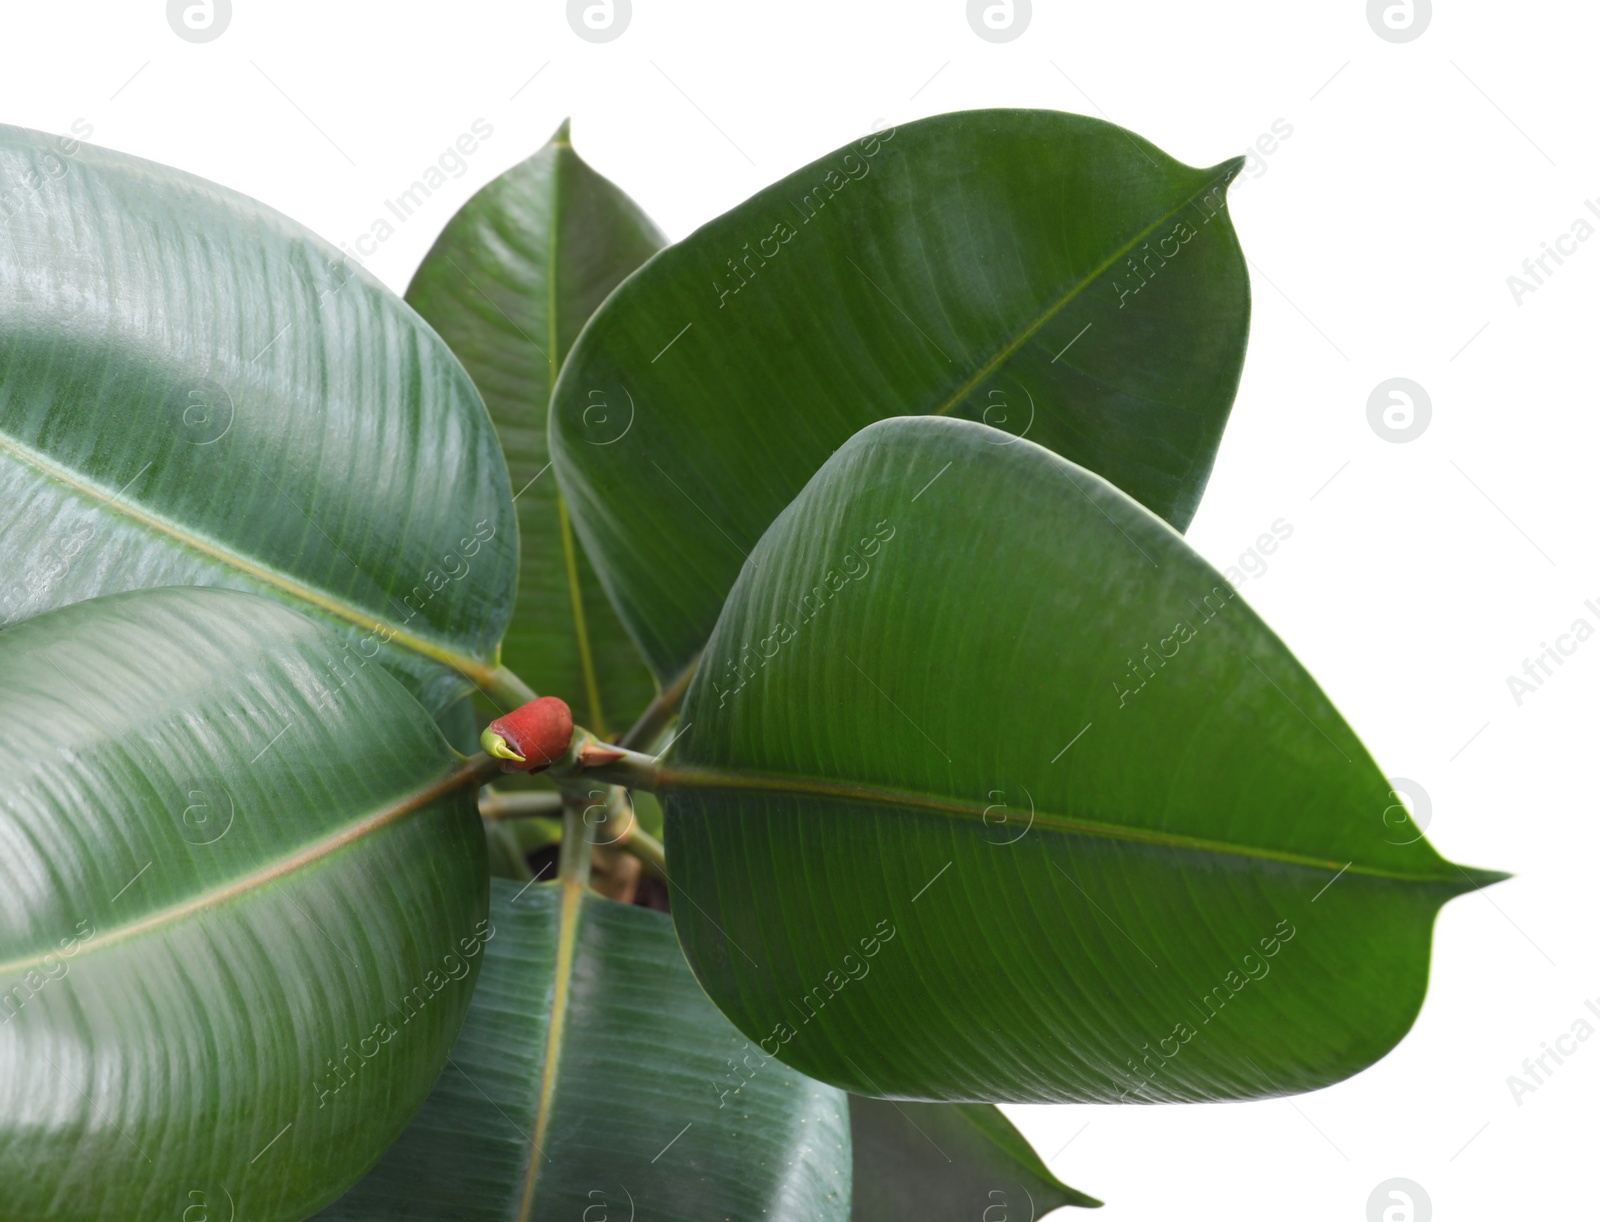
547 141 609 736
657 764 1480 887
518 878 584 1221
0 763 477 978
0 429 492 683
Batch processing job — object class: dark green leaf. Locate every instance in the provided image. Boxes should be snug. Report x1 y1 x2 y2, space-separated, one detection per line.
850 1097 1099 1219
0 126 517 717
318 878 851 1221
409 121 661 736
551 108 1250 687
0 587 487 1221
660 417 1503 1103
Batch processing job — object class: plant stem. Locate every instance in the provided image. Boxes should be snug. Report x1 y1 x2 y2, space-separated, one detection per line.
472 720 663 889
465 752 512 787
585 749 663 791
587 787 667 875
481 664 538 711
479 789 565 820
548 732 662 792
621 824 667 875
480 768 665 874
557 793 594 886
618 657 698 750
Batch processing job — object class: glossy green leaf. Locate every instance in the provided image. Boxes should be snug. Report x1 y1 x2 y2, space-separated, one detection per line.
409 121 661 736
551 108 1250 687
0 126 517 718
0 587 487 1221
318 878 851 1222
850 1097 1099 1219
660 416 1503 1104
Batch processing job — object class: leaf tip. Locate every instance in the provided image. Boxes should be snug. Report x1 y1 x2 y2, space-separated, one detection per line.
1046 1181 1105 1210
551 117 573 147
1212 153 1248 190
1045 1169 1104 1211
1456 864 1514 891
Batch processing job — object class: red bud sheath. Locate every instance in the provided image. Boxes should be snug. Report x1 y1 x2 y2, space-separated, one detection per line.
481 697 574 772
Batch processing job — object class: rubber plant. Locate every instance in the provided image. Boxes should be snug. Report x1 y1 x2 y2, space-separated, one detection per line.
0 111 1502 1222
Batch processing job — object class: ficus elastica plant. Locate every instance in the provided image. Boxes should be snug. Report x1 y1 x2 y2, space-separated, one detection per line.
0 110 1501 1221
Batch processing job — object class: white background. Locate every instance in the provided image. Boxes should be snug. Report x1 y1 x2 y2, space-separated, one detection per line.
1 1 1592 1218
